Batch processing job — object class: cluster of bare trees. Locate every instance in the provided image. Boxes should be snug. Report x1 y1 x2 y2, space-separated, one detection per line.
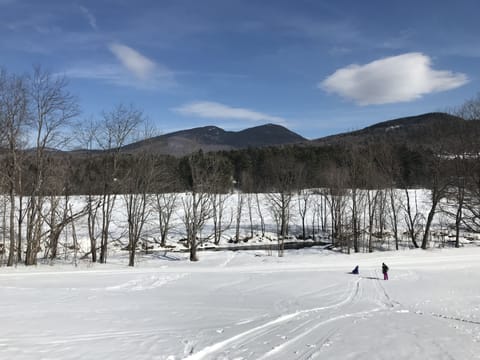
0 67 80 266
1 66 480 266
0 67 163 267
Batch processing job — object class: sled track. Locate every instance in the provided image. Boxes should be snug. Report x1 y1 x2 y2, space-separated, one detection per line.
369 270 480 327
183 276 382 360
413 310 480 326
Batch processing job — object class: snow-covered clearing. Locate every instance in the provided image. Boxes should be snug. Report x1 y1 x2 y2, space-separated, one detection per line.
1 247 479 359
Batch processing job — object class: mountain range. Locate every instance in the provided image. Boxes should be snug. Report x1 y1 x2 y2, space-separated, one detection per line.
312 112 471 148
122 123 307 156
119 112 475 156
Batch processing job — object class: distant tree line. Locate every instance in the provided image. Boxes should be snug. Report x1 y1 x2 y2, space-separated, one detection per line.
7 142 434 195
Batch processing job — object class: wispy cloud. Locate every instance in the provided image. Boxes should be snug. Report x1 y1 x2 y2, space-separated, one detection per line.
64 61 175 90
63 64 123 81
108 42 157 80
65 42 176 89
174 101 287 124
320 53 468 105
79 5 97 31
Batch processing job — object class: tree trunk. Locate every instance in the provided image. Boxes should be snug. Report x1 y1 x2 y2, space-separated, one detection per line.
351 189 359 253
404 190 420 248
235 193 243 242
389 189 399 251
17 194 23 263
255 194 265 237
421 197 440 249
7 189 16 266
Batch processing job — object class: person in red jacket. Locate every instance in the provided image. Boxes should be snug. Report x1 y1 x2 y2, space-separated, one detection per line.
382 262 389 280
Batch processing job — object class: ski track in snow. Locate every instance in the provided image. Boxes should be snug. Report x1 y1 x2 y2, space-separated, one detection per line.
2 249 480 359
104 273 188 291
184 277 367 360
219 251 236 267
1 328 165 345
184 266 478 360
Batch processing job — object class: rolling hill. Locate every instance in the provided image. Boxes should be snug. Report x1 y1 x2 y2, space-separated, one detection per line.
121 123 307 156
312 112 475 149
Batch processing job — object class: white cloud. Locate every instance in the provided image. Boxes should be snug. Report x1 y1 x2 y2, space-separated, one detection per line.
320 53 468 105
174 101 287 124
79 5 97 30
66 42 176 89
108 42 157 80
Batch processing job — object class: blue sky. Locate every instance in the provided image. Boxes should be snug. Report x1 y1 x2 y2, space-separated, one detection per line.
1 0 478 139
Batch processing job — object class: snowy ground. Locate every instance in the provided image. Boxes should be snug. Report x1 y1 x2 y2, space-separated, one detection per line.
1 246 480 360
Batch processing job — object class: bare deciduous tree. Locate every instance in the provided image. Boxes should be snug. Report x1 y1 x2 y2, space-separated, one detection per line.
182 152 232 261
323 164 349 250
255 193 266 237
75 117 102 262
94 104 143 263
449 95 480 242
212 192 232 245
297 189 311 240
25 66 79 265
0 69 28 266
402 189 423 248
154 192 178 247
421 153 450 249
123 153 155 267
265 155 304 256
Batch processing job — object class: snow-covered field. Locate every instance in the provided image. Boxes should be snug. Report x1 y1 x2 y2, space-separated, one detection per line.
1 246 480 360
